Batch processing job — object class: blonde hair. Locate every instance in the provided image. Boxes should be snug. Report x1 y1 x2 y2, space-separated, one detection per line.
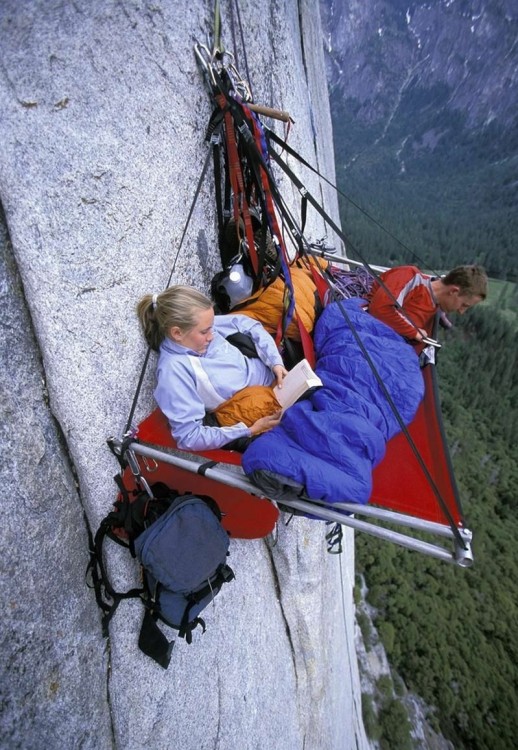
136 285 213 351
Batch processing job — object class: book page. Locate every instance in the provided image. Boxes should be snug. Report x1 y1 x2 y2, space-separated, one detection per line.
273 359 323 410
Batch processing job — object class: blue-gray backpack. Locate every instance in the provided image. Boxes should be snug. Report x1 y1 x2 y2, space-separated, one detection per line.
88 480 234 669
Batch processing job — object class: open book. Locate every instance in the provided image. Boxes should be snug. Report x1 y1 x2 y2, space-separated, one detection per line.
273 358 323 411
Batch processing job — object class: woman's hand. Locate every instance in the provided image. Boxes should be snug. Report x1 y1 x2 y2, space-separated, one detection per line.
272 364 289 388
249 410 283 436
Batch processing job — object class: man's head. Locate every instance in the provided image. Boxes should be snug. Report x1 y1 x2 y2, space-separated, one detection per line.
433 265 488 314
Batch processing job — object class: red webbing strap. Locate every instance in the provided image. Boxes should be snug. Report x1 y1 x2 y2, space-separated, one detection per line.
309 263 332 306
244 107 316 358
248 113 286 262
297 315 316 367
217 95 259 276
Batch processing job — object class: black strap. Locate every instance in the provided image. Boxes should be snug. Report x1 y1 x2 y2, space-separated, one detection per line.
197 460 218 476
190 564 235 604
177 564 234 641
87 516 145 636
138 609 174 669
265 127 441 278
299 192 308 256
325 522 343 555
178 614 206 645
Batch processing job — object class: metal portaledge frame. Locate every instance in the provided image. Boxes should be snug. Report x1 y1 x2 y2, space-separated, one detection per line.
307 499 469 540
306 249 388 273
122 440 473 567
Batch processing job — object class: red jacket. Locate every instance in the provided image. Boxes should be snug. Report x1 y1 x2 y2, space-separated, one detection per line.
368 265 437 340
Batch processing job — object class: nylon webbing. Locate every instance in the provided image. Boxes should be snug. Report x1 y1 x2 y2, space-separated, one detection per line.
267 143 432 339
265 126 441 278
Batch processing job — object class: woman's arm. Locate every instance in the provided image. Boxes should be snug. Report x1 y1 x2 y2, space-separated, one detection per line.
216 313 285 369
154 359 251 451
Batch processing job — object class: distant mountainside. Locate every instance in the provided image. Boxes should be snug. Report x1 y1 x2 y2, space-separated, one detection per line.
322 0 517 127
320 0 518 280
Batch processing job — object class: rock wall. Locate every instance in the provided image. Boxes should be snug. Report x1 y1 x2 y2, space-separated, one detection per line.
0 2 368 748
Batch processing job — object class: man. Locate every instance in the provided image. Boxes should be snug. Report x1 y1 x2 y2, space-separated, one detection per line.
367 264 488 343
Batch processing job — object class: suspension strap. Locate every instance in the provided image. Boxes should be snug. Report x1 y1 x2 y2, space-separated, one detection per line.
267 142 433 340
123 143 215 435
265 127 441 278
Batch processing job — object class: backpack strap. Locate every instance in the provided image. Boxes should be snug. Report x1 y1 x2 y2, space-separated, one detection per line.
177 562 235 641
178 612 207 645
87 513 145 637
87 476 177 636
138 608 175 669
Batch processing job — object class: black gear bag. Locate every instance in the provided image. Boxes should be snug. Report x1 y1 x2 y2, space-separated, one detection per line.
88 479 234 669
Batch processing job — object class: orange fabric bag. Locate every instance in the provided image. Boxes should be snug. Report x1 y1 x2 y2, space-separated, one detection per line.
237 265 322 341
213 385 281 431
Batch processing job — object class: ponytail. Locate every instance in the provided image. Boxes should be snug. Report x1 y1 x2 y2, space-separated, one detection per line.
136 294 162 351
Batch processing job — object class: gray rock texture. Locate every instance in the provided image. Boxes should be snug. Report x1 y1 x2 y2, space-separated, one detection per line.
0 1 367 748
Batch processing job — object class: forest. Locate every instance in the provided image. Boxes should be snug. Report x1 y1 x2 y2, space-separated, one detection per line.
355 300 518 750
328 83 518 749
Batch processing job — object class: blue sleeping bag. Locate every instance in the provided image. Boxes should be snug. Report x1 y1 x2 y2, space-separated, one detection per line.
242 298 425 505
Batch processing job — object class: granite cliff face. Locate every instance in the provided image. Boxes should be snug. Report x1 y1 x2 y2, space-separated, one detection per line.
0 2 368 749
321 0 518 129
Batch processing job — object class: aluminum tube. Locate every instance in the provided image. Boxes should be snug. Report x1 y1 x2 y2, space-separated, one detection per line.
127 441 265 496
278 497 457 564
306 251 387 272
130 441 468 543
128 441 458 564
308 499 465 540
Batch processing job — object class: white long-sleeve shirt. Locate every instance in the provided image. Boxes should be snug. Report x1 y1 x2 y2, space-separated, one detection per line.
154 313 284 451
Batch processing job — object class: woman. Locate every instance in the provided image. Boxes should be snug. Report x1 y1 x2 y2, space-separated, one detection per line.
137 285 287 451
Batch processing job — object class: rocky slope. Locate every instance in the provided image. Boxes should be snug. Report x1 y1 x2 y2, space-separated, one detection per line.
321 0 518 129
0 1 369 749
319 0 518 279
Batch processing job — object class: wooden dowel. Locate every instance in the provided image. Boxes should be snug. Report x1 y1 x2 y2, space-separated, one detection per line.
246 102 292 123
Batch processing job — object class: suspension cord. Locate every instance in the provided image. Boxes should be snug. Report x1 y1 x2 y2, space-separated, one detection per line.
230 0 252 100
123 142 216 435
265 126 441 278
